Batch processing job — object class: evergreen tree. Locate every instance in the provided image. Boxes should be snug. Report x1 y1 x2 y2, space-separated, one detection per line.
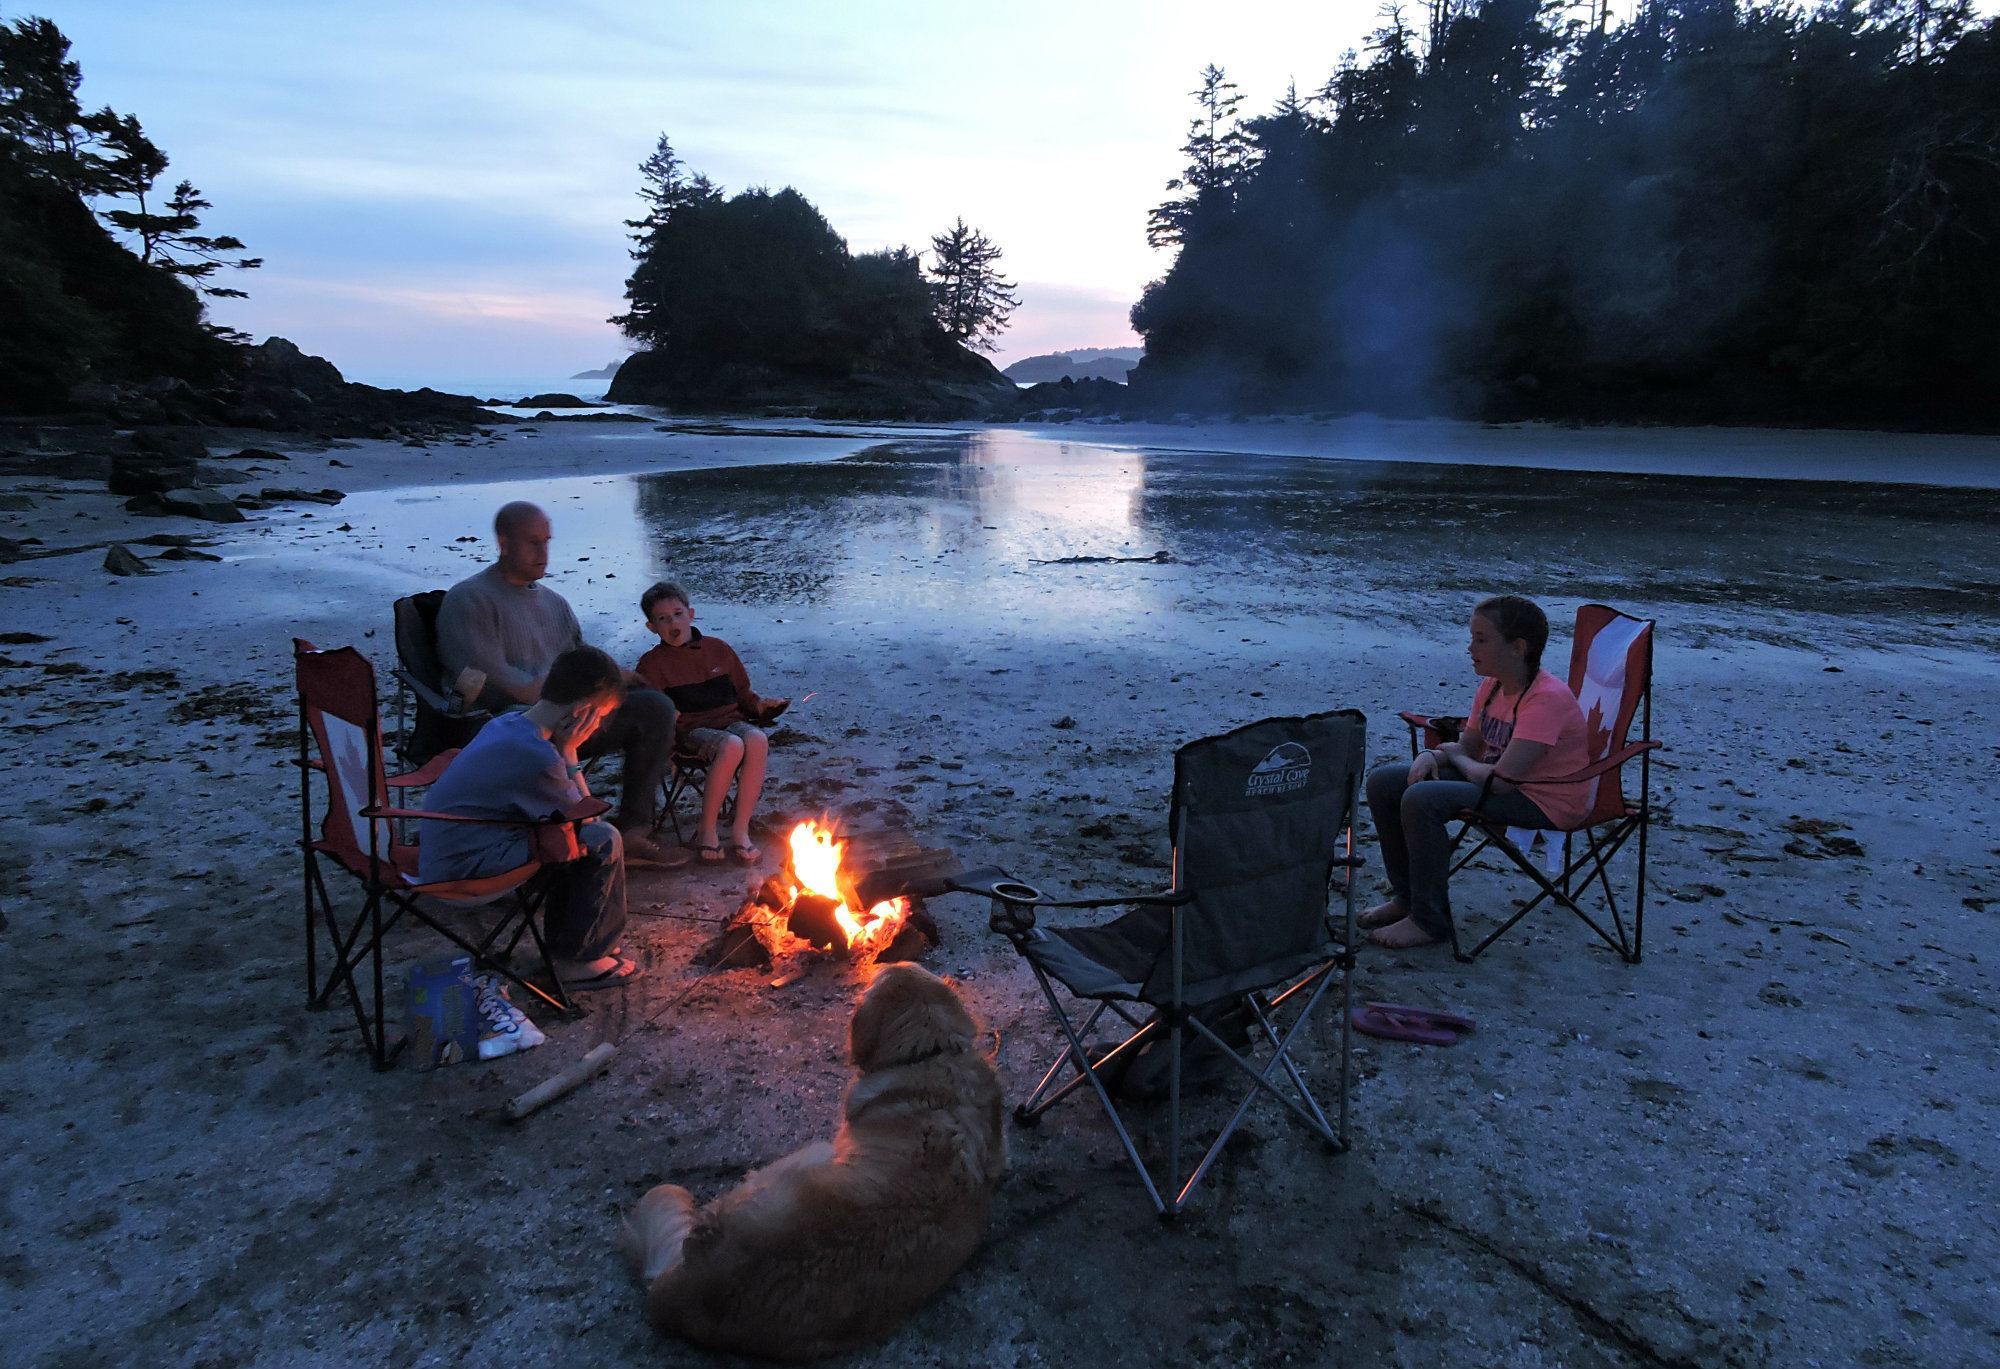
612 133 722 346
1129 0 2000 426
1147 64 1252 247
926 218 1019 351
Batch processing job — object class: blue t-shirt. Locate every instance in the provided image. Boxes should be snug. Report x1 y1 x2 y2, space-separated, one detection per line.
418 713 581 882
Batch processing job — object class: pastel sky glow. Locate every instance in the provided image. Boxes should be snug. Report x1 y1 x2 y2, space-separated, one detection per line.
35 0 1412 385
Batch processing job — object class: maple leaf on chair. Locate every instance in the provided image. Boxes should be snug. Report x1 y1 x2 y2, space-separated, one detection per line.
1584 697 1610 762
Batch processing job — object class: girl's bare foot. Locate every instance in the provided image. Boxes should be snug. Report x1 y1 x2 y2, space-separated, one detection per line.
1367 915 1443 950
1358 897 1407 929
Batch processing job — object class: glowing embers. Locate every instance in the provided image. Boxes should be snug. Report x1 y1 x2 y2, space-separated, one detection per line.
696 820 941 970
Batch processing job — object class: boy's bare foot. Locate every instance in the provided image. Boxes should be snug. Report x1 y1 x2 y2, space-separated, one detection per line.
1367 916 1444 950
1358 897 1407 929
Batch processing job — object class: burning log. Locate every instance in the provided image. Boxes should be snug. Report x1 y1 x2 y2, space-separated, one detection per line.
692 921 772 969
699 819 948 969
873 904 942 963
786 892 847 951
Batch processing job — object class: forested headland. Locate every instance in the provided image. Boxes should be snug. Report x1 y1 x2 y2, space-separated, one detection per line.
1131 0 2000 429
607 140 1021 418
0 16 492 432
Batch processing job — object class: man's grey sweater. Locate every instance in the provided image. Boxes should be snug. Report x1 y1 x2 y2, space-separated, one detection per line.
435 565 582 710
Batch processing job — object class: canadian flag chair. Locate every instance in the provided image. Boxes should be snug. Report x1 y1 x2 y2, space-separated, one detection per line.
1400 605 1659 963
294 639 602 1069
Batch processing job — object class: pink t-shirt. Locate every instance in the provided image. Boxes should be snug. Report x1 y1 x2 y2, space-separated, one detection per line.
1464 669 1592 829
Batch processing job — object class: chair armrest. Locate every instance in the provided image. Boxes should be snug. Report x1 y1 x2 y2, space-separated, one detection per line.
364 806 537 825
944 866 1190 909
1401 711 1464 756
1506 739 1664 789
1040 889 1194 910
362 796 610 826
394 667 490 720
1466 740 1663 821
385 749 460 788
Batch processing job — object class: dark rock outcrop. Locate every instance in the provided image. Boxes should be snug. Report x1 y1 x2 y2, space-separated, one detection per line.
110 433 205 496
513 393 596 408
1009 376 1129 421
152 487 247 523
608 332 1019 421
104 544 152 576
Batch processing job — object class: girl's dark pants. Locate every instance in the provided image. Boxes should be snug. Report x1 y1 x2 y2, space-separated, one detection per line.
1366 760 1556 938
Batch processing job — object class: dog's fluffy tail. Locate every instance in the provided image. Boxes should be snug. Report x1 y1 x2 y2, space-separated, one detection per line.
618 1183 698 1286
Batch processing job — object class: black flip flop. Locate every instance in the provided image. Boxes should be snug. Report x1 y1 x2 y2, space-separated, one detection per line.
564 955 642 991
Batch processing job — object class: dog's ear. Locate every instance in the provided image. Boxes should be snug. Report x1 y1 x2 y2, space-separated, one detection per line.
851 965 976 1071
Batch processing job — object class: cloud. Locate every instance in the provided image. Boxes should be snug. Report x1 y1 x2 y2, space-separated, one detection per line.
52 0 1396 380
997 282 1142 365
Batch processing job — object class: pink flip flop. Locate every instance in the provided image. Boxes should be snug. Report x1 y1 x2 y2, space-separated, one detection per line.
1350 1002 1475 1046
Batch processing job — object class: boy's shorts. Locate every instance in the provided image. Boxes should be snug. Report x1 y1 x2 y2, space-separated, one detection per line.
683 720 761 762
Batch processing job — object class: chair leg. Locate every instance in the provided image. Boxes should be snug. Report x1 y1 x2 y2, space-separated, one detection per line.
1455 820 1640 960
1172 973 1343 1211
1021 966 1168 1215
369 886 391 1070
395 891 577 1018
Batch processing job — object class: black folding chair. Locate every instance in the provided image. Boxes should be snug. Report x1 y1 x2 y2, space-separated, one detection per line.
652 746 716 846
391 589 490 766
947 709 1366 1217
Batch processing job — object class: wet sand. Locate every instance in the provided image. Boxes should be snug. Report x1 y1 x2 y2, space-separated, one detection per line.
3 420 1997 1367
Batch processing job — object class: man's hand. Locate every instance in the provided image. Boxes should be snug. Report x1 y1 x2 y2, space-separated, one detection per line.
1408 750 1440 783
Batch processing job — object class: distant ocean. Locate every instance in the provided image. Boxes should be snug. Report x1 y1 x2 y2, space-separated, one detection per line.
342 371 618 403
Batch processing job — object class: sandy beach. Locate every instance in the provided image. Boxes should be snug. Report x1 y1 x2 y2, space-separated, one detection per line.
4 416 1997 1368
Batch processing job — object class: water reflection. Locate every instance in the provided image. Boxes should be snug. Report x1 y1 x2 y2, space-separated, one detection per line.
312 430 2000 660
621 427 2000 636
630 433 1176 632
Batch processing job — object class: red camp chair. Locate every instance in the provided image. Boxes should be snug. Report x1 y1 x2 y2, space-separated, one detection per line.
1400 604 1660 963
294 639 605 1069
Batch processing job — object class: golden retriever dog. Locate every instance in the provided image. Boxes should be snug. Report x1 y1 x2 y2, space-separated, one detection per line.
619 963 1006 1360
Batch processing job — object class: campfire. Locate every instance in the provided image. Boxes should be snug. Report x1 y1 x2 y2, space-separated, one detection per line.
696 820 944 970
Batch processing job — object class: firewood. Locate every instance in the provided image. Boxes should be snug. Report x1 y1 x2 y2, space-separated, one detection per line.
853 847 961 910
787 892 846 950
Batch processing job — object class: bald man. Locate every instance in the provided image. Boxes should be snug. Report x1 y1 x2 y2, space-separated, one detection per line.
436 500 688 867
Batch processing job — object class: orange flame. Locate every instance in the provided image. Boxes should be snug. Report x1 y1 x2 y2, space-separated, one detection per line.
779 820 909 955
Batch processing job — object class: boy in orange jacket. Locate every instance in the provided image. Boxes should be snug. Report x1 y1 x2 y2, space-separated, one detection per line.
634 581 788 863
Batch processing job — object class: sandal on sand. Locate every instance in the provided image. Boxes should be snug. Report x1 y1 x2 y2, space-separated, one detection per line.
621 832 693 870
729 842 762 865
694 843 726 863
562 955 642 991
1350 1002 1473 1046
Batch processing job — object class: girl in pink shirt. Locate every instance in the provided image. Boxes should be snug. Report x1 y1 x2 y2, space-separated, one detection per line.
1362 595 1589 949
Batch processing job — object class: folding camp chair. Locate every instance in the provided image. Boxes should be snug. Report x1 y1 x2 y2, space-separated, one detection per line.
947 709 1367 1218
653 745 718 846
1400 603 1660 963
294 638 604 1069
392 589 491 766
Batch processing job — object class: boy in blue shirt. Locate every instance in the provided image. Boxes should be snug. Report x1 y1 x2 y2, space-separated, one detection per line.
420 645 641 988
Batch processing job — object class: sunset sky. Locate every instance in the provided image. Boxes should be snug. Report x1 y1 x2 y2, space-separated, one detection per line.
37 1 1416 386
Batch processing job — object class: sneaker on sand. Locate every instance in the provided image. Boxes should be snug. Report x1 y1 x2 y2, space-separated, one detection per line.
620 830 692 869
